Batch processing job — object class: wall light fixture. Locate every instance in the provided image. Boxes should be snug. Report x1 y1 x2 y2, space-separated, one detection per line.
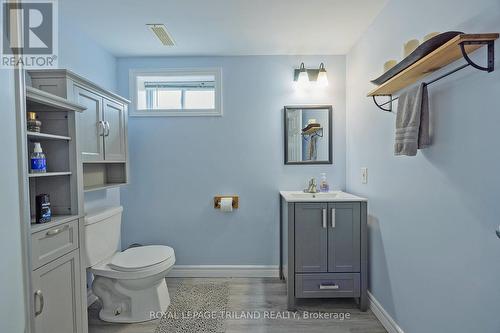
293 62 329 86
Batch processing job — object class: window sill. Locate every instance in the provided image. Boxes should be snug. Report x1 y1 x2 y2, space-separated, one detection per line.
130 109 223 117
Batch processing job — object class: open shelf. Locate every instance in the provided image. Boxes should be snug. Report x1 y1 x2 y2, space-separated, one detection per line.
27 131 71 141
28 172 72 178
84 183 127 193
25 90 80 224
83 162 127 192
31 214 80 234
368 33 499 97
26 86 86 112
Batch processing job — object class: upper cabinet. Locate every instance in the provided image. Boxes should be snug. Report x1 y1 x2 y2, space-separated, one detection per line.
74 86 104 162
74 87 126 162
102 98 127 161
28 69 130 192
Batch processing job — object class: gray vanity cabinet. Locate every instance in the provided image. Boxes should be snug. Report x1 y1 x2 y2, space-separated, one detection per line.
33 250 83 333
328 203 361 272
281 198 367 311
294 203 361 274
295 203 328 273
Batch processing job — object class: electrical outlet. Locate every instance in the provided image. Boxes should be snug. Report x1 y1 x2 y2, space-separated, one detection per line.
361 167 368 184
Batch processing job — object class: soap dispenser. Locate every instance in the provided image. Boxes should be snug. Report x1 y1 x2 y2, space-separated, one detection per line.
319 173 329 192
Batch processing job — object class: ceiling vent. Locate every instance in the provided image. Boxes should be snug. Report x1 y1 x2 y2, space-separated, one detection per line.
147 24 175 46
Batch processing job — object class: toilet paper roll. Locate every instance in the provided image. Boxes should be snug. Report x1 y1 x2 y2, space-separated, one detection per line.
403 39 420 57
383 60 398 73
220 197 233 212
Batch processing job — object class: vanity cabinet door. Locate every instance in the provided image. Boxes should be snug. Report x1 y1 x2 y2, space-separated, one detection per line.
74 86 104 162
294 203 328 273
103 98 126 161
32 250 83 333
328 203 361 272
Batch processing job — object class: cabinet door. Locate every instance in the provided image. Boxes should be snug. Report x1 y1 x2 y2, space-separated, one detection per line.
294 203 328 273
32 250 83 333
103 98 126 161
74 86 104 162
328 203 361 272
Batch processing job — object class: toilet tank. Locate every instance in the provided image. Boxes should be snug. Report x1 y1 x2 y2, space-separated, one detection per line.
84 206 123 267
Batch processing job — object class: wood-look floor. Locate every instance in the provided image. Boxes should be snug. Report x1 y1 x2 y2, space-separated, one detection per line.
88 278 387 333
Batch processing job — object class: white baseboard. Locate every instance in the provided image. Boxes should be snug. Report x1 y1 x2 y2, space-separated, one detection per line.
169 265 279 278
368 291 404 333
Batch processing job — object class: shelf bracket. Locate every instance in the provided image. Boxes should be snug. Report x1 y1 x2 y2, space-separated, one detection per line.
372 95 394 112
459 40 495 72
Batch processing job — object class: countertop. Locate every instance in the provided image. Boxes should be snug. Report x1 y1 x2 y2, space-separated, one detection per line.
280 191 367 202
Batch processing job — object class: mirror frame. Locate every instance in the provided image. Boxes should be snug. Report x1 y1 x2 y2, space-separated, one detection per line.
283 105 333 165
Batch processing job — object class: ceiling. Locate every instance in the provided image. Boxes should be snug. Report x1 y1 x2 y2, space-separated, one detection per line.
60 0 388 57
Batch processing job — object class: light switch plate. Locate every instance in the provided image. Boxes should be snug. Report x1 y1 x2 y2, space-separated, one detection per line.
361 167 368 184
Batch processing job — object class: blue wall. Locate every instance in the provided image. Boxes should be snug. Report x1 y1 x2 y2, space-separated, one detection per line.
58 3 117 92
117 55 346 265
346 0 500 332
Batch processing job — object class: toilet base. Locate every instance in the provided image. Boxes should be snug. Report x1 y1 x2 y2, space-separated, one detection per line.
93 274 171 323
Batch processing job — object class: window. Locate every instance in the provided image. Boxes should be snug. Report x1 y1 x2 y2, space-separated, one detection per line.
130 68 222 116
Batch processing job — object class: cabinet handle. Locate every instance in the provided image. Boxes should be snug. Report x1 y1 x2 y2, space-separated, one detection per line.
104 121 110 137
34 290 44 316
331 208 336 228
46 225 68 236
322 209 327 229
319 283 339 290
97 121 105 136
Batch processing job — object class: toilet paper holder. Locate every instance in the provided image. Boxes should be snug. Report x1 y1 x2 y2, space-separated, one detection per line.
214 195 239 209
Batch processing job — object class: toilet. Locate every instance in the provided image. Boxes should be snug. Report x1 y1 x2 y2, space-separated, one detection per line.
84 206 175 323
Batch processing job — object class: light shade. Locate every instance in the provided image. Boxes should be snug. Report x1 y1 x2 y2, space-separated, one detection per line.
317 63 328 87
297 62 309 84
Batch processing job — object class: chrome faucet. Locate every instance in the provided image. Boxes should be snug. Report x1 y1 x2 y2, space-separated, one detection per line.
304 178 318 193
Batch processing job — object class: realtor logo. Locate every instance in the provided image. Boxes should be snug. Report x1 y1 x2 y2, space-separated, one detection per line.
1 0 58 68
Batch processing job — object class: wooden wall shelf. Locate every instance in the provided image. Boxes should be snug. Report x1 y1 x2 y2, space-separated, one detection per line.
368 33 499 106
302 127 323 136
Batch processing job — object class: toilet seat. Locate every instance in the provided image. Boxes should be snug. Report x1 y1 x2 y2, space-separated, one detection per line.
110 245 174 272
91 245 175 280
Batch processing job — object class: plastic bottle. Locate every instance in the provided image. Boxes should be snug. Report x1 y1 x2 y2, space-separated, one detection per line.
319 173 329 192
30 142 46 173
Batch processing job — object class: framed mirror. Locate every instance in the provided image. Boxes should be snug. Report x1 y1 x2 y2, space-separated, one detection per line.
284 105 332 165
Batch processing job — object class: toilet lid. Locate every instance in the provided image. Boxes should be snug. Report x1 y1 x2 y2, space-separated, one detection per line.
109 245 174 272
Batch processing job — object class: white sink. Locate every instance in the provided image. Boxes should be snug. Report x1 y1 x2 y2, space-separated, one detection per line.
280 191 367 202
288 192 339 200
